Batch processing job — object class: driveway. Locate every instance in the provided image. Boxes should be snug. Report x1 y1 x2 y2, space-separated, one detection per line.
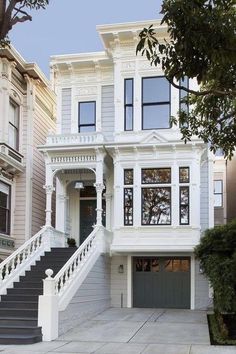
0 308 236 354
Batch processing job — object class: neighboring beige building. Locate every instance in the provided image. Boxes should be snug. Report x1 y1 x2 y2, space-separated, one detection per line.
213 152 236 225
0 46 56 259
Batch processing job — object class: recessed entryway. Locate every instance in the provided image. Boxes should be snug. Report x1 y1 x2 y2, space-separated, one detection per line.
133 257 191 309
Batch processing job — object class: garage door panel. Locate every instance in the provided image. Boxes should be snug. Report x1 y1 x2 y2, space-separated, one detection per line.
133 257 190 309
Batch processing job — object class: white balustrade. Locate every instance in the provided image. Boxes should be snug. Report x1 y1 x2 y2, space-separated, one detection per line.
0 226 67 296
46 132 104 146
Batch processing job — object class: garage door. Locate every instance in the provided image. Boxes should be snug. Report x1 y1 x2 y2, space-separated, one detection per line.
133 257 190 309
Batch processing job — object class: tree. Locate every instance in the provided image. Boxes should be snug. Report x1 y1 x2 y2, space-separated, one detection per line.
0 0 49 46
136 0 236 158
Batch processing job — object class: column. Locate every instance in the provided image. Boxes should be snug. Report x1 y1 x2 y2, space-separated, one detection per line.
44 185 55 227
94 158 105 226
44 163 54 227
55 178 67 232
104 193 112 230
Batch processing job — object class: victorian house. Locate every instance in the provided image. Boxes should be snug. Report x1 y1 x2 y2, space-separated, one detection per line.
41 20 213 312
0 46 56 260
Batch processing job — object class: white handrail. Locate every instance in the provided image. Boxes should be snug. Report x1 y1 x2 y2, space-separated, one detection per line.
54 226 99 296
0 226 47 285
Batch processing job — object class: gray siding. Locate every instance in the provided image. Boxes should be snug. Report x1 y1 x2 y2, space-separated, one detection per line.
61 88 71 134
110 256 127 307
101 85 115 141
59 255 111 335
196 158 212 310
200 160 209 232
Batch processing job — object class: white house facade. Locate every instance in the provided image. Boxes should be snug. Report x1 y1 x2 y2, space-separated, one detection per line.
40 20 213 313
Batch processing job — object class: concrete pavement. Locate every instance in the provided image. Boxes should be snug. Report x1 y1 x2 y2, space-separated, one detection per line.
0 308 235 354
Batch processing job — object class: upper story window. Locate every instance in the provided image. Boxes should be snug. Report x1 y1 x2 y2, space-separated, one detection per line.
124 79 133 131
179 77 189 127
124 169 134 226
214 180 223 207
78 101 96 132
9 100 19 151
179 167 190 225
142 76 170 130
0 181 11 235
141 167 171 225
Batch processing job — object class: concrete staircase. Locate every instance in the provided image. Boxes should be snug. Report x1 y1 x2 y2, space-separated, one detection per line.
0 247 77 344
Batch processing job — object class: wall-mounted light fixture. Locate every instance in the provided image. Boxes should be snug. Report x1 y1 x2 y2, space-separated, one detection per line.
74 181 84 190
118 264 124 274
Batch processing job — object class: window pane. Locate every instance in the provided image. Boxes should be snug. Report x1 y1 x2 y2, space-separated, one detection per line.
151 259 159 272
143 77 169 103
124 188 133 225
135 259 143 272
0 208 8 233
124 169 133 185
214 194 222 207
180 187 189 205
125 106 133 130
181 259 190 272
143 104 170 129
0 192 8 208
173 259 181 272
179 167 189 183
125 79 133 105
79 102 95 125
143 259 151 272
164 260 172 271
214 180 222 194
79 125 96 132
9 101 19 127
142 168 171 184
180 205 189 224
142 187 171 225
8 124 17 150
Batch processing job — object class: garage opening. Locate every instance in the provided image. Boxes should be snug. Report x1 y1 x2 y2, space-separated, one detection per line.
133 257 191 309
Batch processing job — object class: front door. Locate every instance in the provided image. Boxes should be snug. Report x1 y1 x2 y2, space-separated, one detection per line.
80 200 96 245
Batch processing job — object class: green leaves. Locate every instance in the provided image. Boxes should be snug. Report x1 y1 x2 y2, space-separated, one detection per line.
195 220 236 314
136 0 236 158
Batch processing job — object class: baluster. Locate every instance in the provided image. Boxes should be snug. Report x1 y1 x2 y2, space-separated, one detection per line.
11 258 15 272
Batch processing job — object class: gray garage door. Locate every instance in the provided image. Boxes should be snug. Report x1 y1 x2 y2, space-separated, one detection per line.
133 257 190 309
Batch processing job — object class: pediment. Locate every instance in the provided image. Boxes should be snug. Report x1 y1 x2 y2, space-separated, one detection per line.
140 131 168 145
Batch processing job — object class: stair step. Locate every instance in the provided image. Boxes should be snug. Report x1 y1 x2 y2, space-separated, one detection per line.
1 294 39 302
0 317 38 327
7 288 43 295
13 281 43 289
0 325 41 335
0 308 37 318
0 301 38 309
0 334 42 344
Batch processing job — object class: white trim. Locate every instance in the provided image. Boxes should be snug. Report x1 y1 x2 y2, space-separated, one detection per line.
190 254 195 309
127 255 132 308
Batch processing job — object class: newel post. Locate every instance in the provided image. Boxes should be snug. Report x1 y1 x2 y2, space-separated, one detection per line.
38 269 59 341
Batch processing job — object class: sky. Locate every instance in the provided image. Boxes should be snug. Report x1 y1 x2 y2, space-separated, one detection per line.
9 0 163 77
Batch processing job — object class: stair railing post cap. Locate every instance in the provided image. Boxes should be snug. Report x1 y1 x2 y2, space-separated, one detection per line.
45 269 54 278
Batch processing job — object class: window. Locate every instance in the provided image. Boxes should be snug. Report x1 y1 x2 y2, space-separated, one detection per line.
0 182 11 235
180 187 189 225
124 79 133 131
164 259 190 272
9 100 19 150
214 180 223 207
124 169 133 225
179 167 190 183
141 167 171 225
142 76 170 129
78 102 96 132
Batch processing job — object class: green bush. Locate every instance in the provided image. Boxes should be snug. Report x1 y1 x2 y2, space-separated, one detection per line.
195 220 236 315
